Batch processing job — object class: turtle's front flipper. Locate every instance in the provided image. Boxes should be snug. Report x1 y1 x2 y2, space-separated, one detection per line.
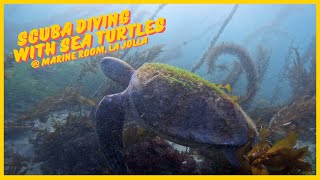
94 93 127 174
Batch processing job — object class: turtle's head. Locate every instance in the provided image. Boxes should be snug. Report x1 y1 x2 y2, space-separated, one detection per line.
100 57 135 87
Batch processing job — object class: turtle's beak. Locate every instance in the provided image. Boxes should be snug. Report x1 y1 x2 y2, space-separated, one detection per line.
100 57 135 87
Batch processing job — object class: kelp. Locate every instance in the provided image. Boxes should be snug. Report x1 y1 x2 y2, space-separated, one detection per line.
272 38 315 104
32 114 197 175
222 61 242 86
192 5 239 72
238 130 312 175
4 6 316 175
255 45 272 83
220 45 271 88
149 4 167 20
125 44 165 69
204 43 271 107
206 42 258 107
249 106 282 128
125 137 197 174
31 113 108 174
123 124 158 149
286 48 313 101
268 95 315 141
120 4 167 59
123 124 231 175
180 14 227 48
302 36 315 64
79 57 100 76
15 86 96 123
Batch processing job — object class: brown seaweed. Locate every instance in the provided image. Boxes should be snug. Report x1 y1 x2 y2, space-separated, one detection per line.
286 48 313 100
220 45 270 89
192 5 239 72
120 4 167 59
125 44 165 69
272 38 315 104
15 86 96 123
206 42 258 106
125 137 197 175
255 45 272 83
249 106 282 128
31 114 108 174
222 61 242 86
238 130 312 175
269 96 315 141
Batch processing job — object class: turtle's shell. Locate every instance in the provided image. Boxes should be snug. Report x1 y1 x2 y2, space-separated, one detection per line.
125 63 257 148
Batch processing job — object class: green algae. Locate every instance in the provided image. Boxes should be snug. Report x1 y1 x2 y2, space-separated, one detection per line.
139 63 228 97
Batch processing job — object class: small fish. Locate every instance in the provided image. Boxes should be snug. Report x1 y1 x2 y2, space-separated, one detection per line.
224 83 232 93
231 95 238 102
216 84 223 88
217 83 232 94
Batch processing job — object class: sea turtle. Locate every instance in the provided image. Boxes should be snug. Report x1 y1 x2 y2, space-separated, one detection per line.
95 57 258 174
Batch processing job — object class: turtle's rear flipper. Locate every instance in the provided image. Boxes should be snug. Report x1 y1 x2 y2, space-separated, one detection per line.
222 148 241 168
94 93 127 174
